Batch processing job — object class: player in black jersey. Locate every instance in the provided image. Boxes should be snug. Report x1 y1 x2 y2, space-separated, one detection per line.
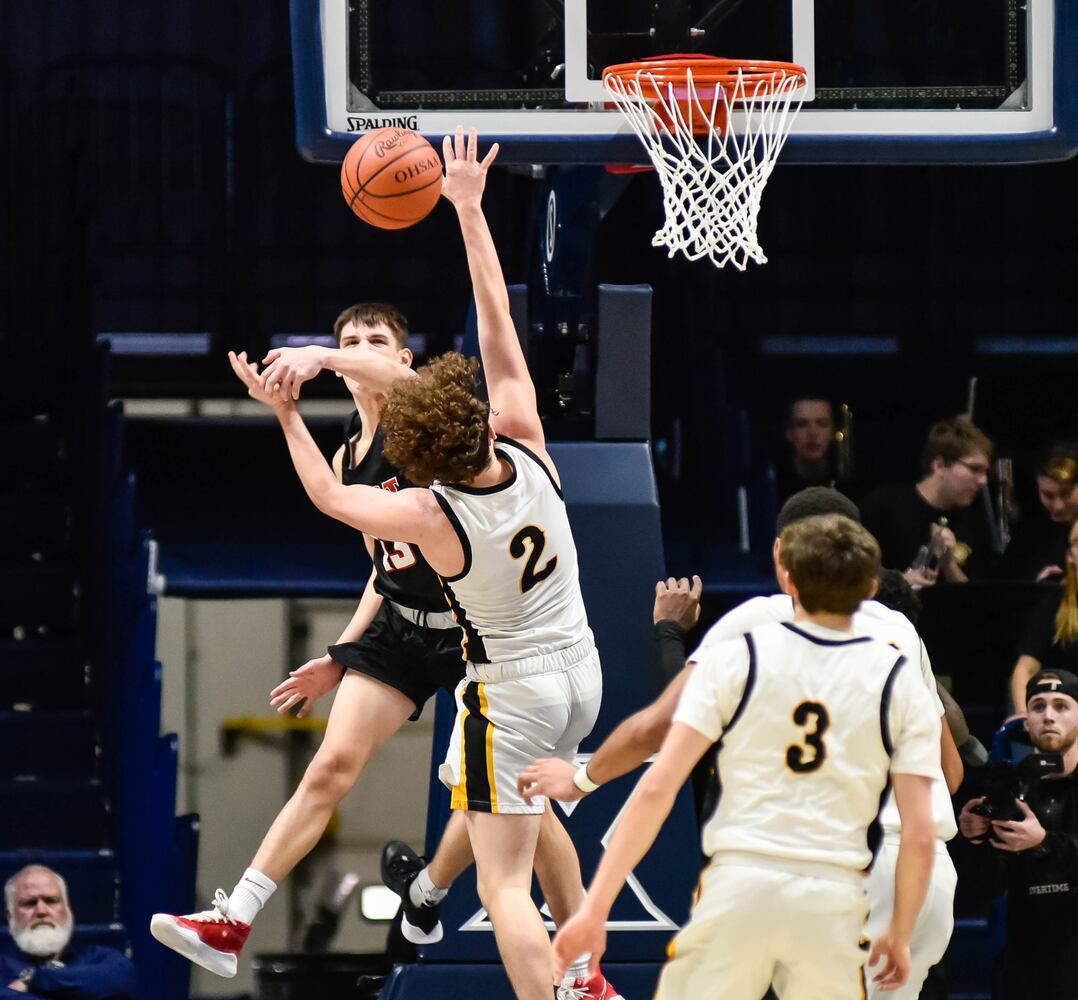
152 132 614 999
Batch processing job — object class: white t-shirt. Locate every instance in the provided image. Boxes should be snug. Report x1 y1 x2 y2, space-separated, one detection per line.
694 595 957 841
675 620 941 872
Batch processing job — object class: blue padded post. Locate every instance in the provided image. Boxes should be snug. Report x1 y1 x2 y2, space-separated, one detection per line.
595 284 651 441
416 442 699 975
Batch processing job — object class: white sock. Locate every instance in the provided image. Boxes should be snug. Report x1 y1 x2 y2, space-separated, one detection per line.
565 954 592 983
408 866 447 909
226 868 277 925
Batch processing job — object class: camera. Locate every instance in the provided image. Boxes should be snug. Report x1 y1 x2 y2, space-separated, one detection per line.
971 752 1064 822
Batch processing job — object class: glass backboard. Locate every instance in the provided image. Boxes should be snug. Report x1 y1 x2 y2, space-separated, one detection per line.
292 0 1077 164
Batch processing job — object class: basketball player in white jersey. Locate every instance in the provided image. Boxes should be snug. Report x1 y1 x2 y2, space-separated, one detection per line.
552 514 940 997
222 129 611 1000
521 487 961 999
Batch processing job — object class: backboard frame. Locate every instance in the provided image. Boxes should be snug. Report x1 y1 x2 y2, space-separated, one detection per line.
292 0 1078 165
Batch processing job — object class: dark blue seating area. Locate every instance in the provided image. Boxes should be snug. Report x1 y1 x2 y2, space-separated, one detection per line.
0 341 197 1000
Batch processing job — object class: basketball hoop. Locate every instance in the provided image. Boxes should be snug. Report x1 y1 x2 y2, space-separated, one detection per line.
603 55 806 270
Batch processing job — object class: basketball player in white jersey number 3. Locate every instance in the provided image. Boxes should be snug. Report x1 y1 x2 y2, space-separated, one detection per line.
552 514 940 998
229 131 606 1000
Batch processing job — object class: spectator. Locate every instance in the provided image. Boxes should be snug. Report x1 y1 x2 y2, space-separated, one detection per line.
1009 519 1078 715
956 670 1078 1000
861 417 996 587
0 866 138 999
998 442 1078 581
774 395 845 501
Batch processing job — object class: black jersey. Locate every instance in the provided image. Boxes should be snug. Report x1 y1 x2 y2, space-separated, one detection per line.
341 411 449 612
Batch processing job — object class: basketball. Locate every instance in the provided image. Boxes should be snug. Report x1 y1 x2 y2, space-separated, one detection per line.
340 128 443 230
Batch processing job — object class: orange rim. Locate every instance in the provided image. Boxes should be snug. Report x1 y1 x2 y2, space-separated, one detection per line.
603 54 807 94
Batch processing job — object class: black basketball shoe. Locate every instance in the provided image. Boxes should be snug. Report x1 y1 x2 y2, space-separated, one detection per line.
380 840 444 945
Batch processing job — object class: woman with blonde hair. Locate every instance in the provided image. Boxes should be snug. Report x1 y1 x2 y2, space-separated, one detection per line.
1010 519 1078 715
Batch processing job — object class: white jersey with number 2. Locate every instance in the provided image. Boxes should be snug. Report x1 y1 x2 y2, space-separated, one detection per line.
429 436 590 667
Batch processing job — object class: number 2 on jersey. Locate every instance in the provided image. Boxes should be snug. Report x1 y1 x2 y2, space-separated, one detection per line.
786 701 830 773
509 525 558 594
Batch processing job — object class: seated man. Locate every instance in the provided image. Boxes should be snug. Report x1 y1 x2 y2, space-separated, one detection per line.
775 395 844 501
860 416 996 587
957 669 1078 1000
1 865 138 999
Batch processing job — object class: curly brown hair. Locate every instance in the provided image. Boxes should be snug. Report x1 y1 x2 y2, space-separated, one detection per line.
381 352 492 486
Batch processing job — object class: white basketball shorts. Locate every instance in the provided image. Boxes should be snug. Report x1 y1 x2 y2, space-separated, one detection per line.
438 639 602 815
864 837 956 1000
658 857 871 1000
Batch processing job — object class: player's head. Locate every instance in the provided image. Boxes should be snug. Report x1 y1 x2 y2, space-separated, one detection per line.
919 417 992 508
1024 670 1078 755
381 352 492 486
874 567 923 625
776 486 860 535
777 514 881 616
785 395 835 464
1036 441 1078 523
333 303 414 393
5 865 73 958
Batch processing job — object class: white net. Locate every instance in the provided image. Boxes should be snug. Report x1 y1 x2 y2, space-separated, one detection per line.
604 63 806 270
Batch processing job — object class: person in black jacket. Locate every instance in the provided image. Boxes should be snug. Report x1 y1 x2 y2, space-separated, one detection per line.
1 865 138 999
957 670 1078 1000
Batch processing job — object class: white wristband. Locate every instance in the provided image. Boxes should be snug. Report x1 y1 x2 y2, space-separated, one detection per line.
572 763 600 794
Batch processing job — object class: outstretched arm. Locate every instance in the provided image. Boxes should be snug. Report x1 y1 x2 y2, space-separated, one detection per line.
229 351 442 546
258 343 415 400
550 722 712 978
442 127 544 449
517 663 692 803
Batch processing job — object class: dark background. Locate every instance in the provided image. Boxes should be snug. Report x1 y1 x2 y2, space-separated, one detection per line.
3 0 1077 542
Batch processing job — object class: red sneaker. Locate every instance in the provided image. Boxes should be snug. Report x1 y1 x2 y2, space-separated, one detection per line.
150 889 251 978
557 970 625 1000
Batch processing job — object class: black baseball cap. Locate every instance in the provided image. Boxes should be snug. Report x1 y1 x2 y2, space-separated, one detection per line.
1026 669 1078 706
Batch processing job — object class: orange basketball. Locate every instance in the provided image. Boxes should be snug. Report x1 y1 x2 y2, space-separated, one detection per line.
340 128 443 230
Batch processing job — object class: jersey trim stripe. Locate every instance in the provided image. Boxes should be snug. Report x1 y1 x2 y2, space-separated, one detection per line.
442 581 489 663
866 654 905 869
726 633 758 734
444 452 519 496
879 654 907 757
779 622 873 647
431 491 472 582
452 681 497 812
497 436 564 500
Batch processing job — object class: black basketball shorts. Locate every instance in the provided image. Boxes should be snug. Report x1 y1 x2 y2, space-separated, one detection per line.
328 602 465 720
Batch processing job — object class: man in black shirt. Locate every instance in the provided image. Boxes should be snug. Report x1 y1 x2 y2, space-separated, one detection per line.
957 670 1078 1000
861 417 996 587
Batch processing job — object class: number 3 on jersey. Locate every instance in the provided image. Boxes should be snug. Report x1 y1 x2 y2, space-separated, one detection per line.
381 539 417 573
510 525 557 594
786 701 830 773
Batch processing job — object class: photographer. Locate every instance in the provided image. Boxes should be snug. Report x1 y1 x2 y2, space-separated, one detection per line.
957 669 1078 999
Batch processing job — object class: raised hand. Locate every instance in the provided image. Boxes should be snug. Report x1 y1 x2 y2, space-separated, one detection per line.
653 575 703 628
269 654 342 718
228 350 293 410
259 345 327 401
440 126 499 209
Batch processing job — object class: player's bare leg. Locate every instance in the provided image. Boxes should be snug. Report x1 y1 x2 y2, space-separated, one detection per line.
467 811 551 1000
427 811 474 888
152 670 415 976
534 802 585 926
251 670 416 879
